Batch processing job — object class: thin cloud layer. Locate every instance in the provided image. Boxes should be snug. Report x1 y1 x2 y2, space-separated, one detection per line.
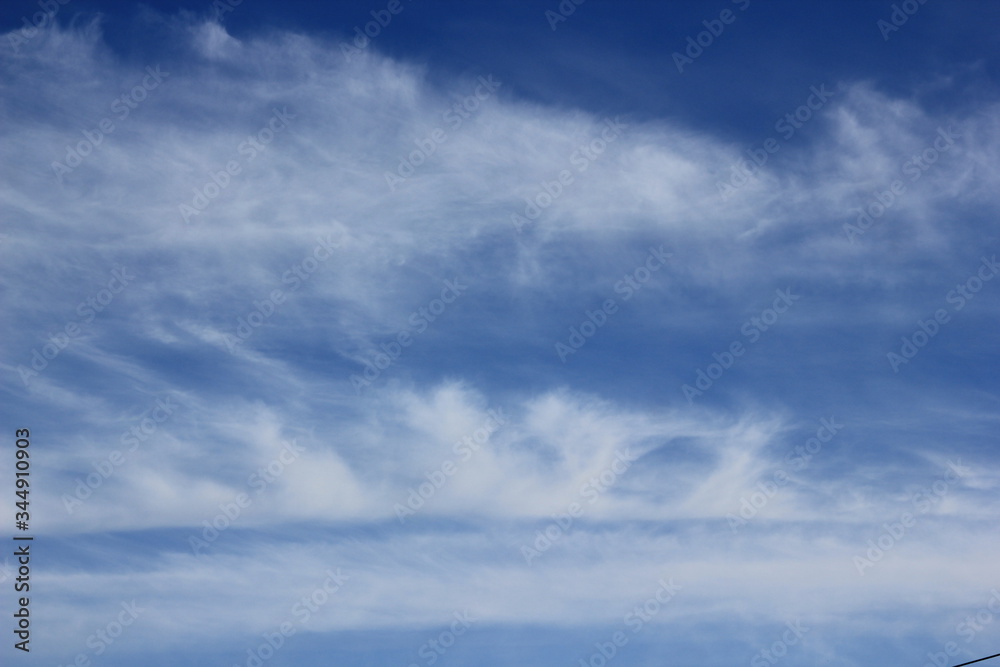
0 9 998 667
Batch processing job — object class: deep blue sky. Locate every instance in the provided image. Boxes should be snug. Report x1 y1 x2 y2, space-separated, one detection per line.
1 1 999 666
4 0 998 132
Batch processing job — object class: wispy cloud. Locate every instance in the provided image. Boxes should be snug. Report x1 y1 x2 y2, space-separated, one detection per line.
1 8 998 666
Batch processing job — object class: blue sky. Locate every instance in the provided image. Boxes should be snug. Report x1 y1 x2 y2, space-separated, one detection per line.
1 0 999 665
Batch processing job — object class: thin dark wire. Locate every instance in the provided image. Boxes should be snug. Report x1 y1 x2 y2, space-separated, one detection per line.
951 652 1000 667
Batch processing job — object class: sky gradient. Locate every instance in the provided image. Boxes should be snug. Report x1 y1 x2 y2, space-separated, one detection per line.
1 1 999 666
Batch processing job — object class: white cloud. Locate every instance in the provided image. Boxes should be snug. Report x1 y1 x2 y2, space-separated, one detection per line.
2 16 999 662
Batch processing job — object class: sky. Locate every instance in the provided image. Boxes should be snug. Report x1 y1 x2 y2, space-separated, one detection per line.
1 0 999 665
